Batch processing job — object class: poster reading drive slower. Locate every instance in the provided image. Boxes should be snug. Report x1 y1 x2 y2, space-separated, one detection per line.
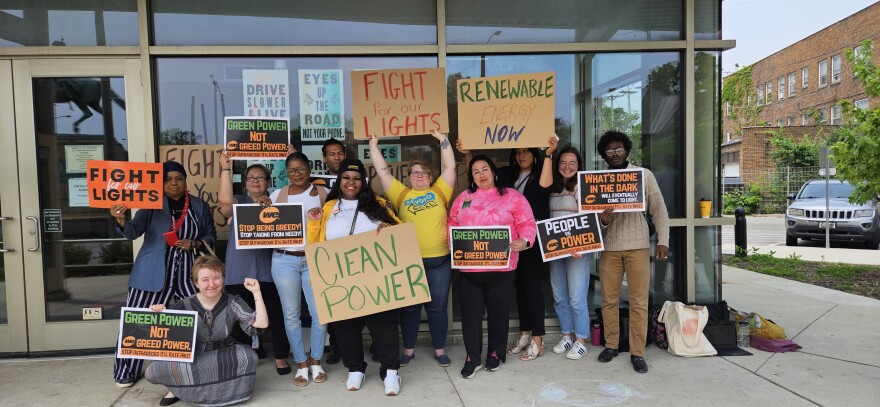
536 213 604 261
306 223 428 324
117 308 197 362
87 160 163 209
352 67 449 139
233 203 305 249
456 72 555 149
577 169 646 213
449 226 511 269
224 117 290 159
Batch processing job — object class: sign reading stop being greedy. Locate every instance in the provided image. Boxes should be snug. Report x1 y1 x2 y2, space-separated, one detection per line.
351 67 449 139
117 307 197 362
449 226 511 269
87 160 164 209
224 117 290 159
536 213 604 261
306 223 429 324
456 72 555 149
577 168 646 213
233 204 305 249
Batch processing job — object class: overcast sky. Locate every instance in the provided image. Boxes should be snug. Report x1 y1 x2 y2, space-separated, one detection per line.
721 0 878 75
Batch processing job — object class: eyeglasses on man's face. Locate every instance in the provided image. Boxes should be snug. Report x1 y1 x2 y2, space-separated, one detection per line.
245 176 268 183
286 167 308 175
605 148 626 156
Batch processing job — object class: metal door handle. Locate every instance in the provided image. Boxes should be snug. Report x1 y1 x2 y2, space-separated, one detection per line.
26 216 40 252
0 247 13 253
0 216 13 221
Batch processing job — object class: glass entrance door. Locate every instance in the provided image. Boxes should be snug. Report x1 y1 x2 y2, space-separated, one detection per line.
10 59 148 352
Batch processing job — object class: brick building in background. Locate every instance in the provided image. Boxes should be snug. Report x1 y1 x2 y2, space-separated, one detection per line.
722 2 880 187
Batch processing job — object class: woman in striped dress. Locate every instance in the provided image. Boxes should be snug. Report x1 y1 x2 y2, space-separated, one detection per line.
109 160 217 387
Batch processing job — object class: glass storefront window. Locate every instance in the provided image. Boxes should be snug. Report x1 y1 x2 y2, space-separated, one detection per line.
0 1 138 46
695 51 721 216
694 226 721 302
695 0 721 40
151 0 437 46
445 0 682 44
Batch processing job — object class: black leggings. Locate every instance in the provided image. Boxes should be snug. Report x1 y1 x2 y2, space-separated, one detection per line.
460 271 515 362
514 248 547 336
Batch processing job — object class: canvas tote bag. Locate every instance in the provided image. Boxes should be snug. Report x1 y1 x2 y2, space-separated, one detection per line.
658 301 717 357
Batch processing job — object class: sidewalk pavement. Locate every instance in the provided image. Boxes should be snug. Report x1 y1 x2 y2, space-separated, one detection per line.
2 266 878 406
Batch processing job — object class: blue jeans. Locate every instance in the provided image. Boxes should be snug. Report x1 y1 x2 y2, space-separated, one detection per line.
400 255 452 350
550 253 592 340
271 252 327 363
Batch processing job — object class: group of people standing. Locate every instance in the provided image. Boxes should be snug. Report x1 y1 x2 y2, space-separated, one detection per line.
109 130 668 406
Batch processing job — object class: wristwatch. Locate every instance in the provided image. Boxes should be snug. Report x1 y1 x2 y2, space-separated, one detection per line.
545 153 553 161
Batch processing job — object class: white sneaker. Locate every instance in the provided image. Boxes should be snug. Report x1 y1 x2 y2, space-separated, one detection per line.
566 341 589 360
552 337 574 354
346 372 365 391
383 370 401 396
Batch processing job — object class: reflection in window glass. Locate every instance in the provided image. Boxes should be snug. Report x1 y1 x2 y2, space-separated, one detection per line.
151 0 436 46
446 0 682 44
0 2 138 46
695 0 720 40
695 52 720 218
694 226 720 303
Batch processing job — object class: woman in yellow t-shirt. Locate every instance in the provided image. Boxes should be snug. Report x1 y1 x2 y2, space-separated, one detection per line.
368 129 456 367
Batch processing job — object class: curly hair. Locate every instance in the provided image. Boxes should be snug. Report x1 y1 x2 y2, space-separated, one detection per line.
596 130 632 156
551 145 583 194
326 163 399 226
466 155 506 196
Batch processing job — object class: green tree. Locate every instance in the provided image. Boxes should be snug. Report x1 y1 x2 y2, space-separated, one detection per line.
159 128 201 145
768 129 823 168
831 40 880 204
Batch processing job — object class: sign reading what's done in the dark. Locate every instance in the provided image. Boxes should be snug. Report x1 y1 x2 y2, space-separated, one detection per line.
577 169 646 213
117 307 197 362
306 223 429 324
224 117 290 159
536 213 604 262
449 226 511 269
233 203 305 249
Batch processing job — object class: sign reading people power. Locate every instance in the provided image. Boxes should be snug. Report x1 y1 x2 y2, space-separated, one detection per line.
536 213 604 262
299 69 345 142
233 204 305 249
449 226 511 269
224 117 290 159
351 68 449 139
87 160 163 209
456 72 555 149
117 308 197 362
577 169 646 213
306 223 429 324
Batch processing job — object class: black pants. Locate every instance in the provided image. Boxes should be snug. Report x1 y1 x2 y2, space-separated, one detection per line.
331 309 400 379
226 281 290 360
460 271 515 363
514 248 547 336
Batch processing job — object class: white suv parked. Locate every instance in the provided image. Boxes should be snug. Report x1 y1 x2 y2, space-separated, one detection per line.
785 179 880 249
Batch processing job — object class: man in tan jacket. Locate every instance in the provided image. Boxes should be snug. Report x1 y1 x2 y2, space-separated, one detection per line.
595 131 669 373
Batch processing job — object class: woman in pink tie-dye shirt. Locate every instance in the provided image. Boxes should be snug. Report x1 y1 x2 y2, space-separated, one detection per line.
448 155 536 380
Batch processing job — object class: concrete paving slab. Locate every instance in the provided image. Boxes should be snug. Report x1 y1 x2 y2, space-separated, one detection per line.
0 355 125 407
791 305 880 367
755 350 880 407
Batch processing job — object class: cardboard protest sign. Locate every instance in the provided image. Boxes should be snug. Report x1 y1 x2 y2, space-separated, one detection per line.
87 160 163 209
160 144 229 238
299 69 345 142
306 223 429 324
536 213 604 261
449 226 511 269
224 117 290 159
456 72 555 149
117 307 197 362
352 67 449 139
233 203 305 249
577 169 646 213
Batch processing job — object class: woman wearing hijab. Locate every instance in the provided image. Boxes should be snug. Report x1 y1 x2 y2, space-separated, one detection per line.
109 160 217 387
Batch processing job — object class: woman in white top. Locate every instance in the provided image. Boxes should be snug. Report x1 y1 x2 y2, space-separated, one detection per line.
269 152 328 387
539 136 593 360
